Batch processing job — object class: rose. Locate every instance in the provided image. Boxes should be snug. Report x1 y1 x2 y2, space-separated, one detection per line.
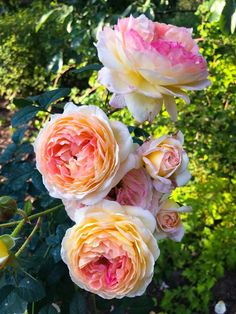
139 131 190 193
0 235 15 269
154 199 192 242
0 239 9 269
63 168 161 220
107 168 153 210
96 14 210 122
34 102 140 205
61 200 160 299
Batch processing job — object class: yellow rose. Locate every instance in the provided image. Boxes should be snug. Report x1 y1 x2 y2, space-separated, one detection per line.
139 131 191 193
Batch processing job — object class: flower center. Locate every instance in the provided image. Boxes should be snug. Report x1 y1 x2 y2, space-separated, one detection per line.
157 211 180 231
82 254 129 290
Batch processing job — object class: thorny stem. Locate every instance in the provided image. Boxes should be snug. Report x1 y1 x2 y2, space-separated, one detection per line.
11 219 26 237
15 218 41 257
0 204 63 229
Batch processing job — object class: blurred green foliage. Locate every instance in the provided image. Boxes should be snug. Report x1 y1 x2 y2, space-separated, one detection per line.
0 0 235 313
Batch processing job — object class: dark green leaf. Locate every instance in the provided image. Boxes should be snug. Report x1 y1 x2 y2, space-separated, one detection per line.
16 277 45 302
39 304 58 314
13 98 33 108
11 106 40 127
36 88 71 109
2 162 34 191
36 9 58 32
132 137 143 145
0 143 17 163
128 126 135 133
32 169 47 192
51 245 62 263
133 127 150 138
220 0 236 34
0 286 27 314
72 64 102 74
12 126 27 144
69 292 86 314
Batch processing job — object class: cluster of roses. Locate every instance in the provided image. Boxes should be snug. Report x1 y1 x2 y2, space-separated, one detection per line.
34 15 209 299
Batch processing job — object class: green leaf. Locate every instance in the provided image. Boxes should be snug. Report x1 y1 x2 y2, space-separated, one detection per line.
39 304 59 314
209 0 226 21
16 277 45 302
0 143 17 163
11 106 40 127
23 200 32 216
12 126 27 144
36 9 58 32
32 169 46 192
0 286 27 314
132 137 143 145
220 0 236 33
0 196 17 222
2 162 34 191
72 64 102 74
133 127 150 138
13 98 33 108
30 88 71 109
69 292 86 314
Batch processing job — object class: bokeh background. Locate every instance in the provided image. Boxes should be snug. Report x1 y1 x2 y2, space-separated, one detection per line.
0 0 235 313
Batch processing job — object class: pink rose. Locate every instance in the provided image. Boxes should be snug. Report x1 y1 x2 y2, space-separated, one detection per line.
96 14 210 122
139 131 191 193
34 103 140 205
154 199 192 242
107 168 153 210
61 200 159 299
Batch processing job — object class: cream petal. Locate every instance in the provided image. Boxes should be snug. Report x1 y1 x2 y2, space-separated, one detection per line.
163 95 178 121
124 93 163 123
109 94 126 108
175 205 192 213
169 224 185 242
125 206 157 234
153 177 174 194
175 169 191 186
64 102 110 124
96 27 122 70
177 79 211 90
98 68 135 94
110 120 133 162
176 130 184 145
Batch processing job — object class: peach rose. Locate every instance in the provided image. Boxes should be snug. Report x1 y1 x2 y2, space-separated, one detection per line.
139 131 191 193
61 200 159 299
34 103 140 204
97 14 210 122
154 199 192 242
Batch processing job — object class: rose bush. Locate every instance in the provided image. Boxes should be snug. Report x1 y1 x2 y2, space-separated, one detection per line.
34 102 140 205
61 200 159 299
97 14 210 122
139 131 190 193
